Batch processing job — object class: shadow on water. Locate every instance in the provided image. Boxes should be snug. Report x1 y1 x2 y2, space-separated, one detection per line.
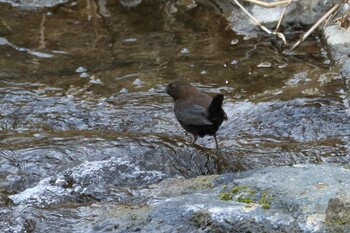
1 0 350 231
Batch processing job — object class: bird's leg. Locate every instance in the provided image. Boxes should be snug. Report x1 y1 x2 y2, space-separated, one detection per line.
190 134 198 146
213 134 219 150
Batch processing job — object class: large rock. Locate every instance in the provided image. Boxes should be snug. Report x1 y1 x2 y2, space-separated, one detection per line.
70 164 350 232
136 164 350 232
12 164 348 232
37 165 350 233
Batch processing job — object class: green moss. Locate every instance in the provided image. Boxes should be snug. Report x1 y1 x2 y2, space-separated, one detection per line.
231 185 248 193
231 186 240 193
219 185 272 209
220 185 250 201
236 188 255 204
259 192 271 209
219 192 233 201
237 195 252 203
249 190 256 195
220 185 255 203
335 219 347 225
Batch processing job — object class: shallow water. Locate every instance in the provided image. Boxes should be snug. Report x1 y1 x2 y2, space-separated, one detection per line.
1 0 350 231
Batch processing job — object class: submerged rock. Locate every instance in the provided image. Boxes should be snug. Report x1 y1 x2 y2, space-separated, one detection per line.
0 0 67 8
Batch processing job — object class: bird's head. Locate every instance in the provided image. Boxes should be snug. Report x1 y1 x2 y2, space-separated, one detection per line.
166 80 197 100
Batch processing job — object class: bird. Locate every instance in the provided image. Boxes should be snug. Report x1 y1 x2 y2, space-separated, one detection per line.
166 80 227 149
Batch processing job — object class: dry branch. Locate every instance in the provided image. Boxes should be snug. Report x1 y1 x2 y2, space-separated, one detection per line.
244 0 291 8
285 2 343 54
233 0 349 54
232 0 287 44
275 0 292 32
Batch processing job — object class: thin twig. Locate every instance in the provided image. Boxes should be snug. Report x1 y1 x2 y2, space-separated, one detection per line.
324 1 348 28
324 12 336 29
39 13 46 49
276 0 292 32
233 0 271 34
233 0 287 44
284 2 343 54
244 0 291 8
337 7 350 29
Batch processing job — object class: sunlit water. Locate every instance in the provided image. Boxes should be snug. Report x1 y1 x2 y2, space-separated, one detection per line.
1 0 350 231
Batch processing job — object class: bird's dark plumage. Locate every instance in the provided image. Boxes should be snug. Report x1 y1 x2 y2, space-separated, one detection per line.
166 80 227 149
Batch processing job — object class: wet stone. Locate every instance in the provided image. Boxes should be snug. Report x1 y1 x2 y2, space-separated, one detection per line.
0 0 68 7
0 193 14 207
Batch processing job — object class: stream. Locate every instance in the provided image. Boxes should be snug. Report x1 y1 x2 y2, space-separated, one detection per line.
1 0 350 232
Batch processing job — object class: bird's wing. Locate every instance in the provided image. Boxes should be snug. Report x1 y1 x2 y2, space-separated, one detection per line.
175 104 213 126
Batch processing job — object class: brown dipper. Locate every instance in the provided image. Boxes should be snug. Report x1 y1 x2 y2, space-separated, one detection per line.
166 80 227 149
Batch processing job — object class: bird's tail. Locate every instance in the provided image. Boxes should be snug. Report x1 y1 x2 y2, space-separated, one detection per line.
208 94 227 120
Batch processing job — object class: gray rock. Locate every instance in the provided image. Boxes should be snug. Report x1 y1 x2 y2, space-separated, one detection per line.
220 0 339 37
322 22 350 81
324 25 350 46
37 164 346 233
6 164 350 232
138 164 350 233
251 5 284 24
284 0 339 25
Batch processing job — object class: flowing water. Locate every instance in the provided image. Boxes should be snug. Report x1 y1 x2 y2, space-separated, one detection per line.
1 0 350 231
